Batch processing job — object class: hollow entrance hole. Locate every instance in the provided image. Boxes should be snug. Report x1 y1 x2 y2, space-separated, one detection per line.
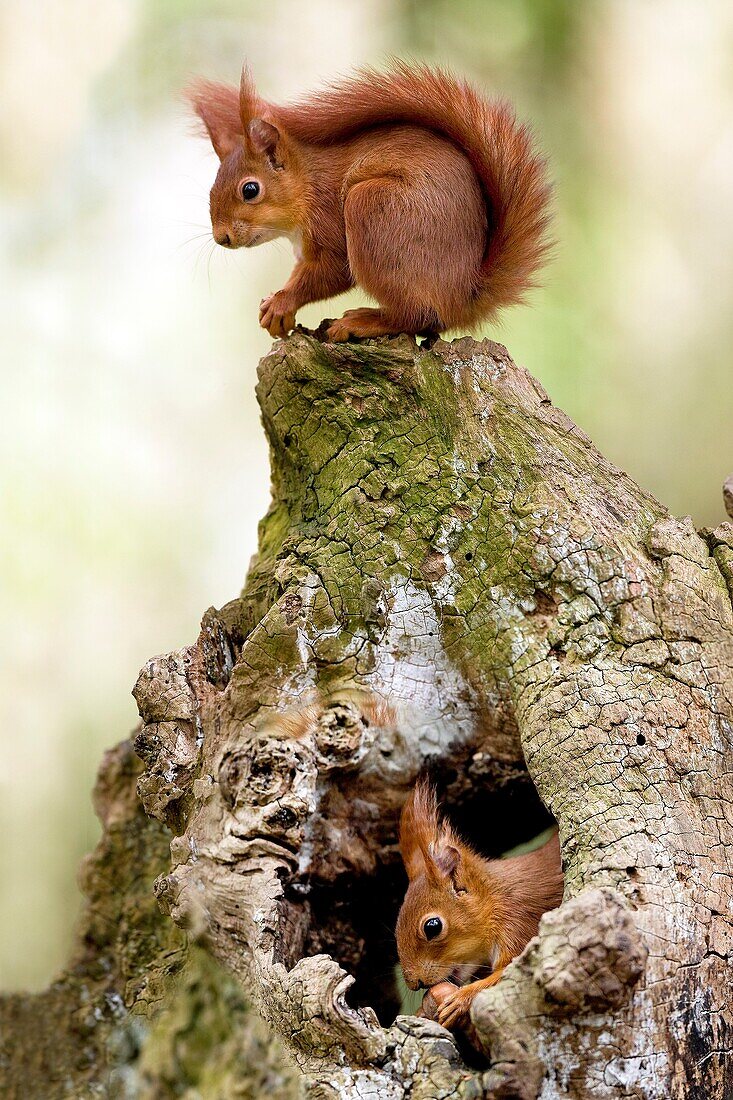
288 760 556 1027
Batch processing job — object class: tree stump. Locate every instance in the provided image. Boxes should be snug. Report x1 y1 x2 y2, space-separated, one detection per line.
2 333 731 1098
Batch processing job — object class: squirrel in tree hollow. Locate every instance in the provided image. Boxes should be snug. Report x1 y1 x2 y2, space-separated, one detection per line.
189 63 551 341
396 778 563 1030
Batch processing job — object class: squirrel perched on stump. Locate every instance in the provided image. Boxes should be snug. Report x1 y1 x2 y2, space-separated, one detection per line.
396 778 563 1030
189 63 551 340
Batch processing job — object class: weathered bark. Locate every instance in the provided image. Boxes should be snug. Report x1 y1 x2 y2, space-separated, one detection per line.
3 333 731 1097
0 741 298 1098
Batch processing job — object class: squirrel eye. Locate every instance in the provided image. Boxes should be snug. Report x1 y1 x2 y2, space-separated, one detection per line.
241 180 260 202
423 917 443 940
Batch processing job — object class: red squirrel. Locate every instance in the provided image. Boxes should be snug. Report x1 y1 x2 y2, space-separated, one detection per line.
396 778 563 1030
189 63 551 341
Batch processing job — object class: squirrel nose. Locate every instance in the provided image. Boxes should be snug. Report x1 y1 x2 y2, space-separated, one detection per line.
214 228 232 247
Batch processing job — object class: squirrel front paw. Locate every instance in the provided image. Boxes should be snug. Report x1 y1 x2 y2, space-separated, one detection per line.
435 985 475 1030
433 969 505 1030
259 292 297 338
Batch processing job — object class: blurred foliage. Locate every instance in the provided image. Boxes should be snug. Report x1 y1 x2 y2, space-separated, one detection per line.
1 0 731 992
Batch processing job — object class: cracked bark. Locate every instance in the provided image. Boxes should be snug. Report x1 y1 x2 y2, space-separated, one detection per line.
2 333 731 1098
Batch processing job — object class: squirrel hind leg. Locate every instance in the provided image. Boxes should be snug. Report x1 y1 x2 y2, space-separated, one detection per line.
342 177 463 337
326 307 427 342
343 167 482 336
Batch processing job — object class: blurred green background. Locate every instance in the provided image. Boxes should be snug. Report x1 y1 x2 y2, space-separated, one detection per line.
1 0 731 992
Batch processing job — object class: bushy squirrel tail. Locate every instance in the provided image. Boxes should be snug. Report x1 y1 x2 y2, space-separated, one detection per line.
276 62 552 322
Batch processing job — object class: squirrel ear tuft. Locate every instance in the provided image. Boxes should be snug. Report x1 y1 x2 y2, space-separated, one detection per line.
239 64 259 127
399 778 440 881
241 66 281 164
187 79 241 161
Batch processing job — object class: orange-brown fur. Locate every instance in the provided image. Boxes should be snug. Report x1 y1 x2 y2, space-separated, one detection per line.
258 694 397 740
189 63 551 340
396 778 563 1029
